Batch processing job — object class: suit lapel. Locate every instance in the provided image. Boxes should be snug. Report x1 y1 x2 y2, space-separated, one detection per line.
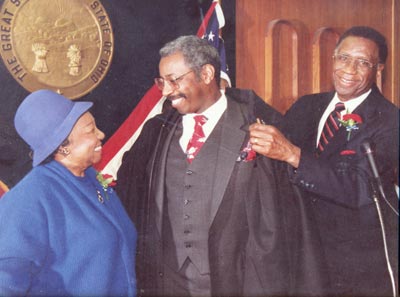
153 112 181 235
210 98 247 224
351 88 379 122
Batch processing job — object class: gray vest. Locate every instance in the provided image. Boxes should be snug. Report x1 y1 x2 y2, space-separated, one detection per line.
165 121 222 274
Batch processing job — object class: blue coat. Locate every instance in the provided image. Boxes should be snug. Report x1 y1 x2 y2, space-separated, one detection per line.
0 160 137 296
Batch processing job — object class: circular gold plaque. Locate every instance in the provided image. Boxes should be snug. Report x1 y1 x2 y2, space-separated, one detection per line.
0 0 114 99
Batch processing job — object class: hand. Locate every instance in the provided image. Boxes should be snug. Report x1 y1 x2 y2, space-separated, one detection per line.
249 123 301 168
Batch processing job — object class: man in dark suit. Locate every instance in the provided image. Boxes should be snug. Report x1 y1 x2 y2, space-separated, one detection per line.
250 26 399 296
117 35 298 296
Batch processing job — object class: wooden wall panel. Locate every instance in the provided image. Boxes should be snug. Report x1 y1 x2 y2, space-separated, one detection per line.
265 20 310 113
311 28 339 93
236 0 399 113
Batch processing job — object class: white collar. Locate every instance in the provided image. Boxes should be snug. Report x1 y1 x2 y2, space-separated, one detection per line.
331 89 371 113
180 92 227 152
182 91 227 126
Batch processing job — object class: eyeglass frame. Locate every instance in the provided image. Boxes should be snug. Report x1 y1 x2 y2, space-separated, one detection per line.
332 53 378 71
154 70 194 91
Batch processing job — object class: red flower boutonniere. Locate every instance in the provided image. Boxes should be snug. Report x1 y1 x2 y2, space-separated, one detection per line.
96 172 117 189
339 113 363 141
237 141 257 162
96 172 117 201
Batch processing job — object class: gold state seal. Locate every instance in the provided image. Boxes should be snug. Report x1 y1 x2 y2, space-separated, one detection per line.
0 0 114 99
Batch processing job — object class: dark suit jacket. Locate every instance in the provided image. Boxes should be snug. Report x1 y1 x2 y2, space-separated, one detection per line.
283 85 399 296
117 88 320 296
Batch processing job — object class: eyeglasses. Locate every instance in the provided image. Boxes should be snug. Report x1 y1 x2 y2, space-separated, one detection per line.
154 70 193 91
333 54 377 71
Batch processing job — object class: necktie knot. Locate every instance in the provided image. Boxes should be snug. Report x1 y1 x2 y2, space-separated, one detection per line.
334 102 346 113
194 115 207 126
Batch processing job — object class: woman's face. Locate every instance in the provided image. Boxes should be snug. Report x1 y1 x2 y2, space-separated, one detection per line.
57 112 105 176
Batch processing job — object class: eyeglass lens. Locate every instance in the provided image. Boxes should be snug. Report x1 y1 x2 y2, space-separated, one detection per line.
334 54 375 70
154 70 193 90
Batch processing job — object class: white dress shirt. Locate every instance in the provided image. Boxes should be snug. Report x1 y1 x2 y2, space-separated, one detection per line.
180 92 227 152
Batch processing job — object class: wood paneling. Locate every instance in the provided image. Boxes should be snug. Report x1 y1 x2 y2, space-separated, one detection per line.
311 28 339 93
236 0 399 113
265 20 310 113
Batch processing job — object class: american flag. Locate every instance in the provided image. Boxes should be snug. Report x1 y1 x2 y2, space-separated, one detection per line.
94 0 230 178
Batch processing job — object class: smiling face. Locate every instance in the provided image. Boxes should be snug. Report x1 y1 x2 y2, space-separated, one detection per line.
158 52 219 114
55 112 105 176
332 36 384 101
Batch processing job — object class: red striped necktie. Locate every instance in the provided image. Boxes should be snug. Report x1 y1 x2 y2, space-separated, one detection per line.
318 102 346 152
186 115 208 163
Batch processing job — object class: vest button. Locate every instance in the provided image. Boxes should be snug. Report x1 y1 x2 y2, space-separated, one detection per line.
158 272 163 277
184 214 190 220
184 229 191 234
184 184 191 189
184 199 190 205
186 170 193 175
185 242 192 248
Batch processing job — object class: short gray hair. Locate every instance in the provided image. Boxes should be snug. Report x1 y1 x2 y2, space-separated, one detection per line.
160 35 221 85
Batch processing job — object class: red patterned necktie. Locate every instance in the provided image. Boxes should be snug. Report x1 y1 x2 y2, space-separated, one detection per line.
318 102 346 152
186 115 208 163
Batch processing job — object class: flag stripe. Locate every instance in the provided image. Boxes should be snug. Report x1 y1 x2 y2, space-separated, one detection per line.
95 0 229 178
196 1 218 37
100 96 166 178
94 85 162 171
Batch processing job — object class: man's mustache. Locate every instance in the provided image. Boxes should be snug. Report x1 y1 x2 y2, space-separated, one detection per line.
167 93 187 101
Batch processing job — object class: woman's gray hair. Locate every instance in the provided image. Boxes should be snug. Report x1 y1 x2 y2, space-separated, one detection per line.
160 35 221 85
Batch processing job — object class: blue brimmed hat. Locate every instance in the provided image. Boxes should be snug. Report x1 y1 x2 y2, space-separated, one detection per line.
14 90 93 167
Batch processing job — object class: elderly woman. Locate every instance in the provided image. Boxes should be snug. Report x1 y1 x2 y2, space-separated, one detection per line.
0 90 137 296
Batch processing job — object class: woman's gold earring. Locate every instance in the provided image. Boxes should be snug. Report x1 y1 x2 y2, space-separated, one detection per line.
58 147 70 156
